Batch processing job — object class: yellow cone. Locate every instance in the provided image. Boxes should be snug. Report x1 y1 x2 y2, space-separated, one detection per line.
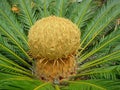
28 16 80 60
28 16 80 81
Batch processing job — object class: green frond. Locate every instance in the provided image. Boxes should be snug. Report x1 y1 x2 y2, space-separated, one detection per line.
79 0 120 55
0 25 32 62
79 50 120 71
75 0 92 27
0 43 31 68
65 80 120 90
0 76 54 90
68 0 99 28
0 73 31 80
34 0 53 18
54 0 69 17
0 0 32 63
79 27 120 63
0 63 32 77
77 65 120 80
17 0 36 28
0 54 30 73
33 82 53 90
0 0 28 45
54 85 61 90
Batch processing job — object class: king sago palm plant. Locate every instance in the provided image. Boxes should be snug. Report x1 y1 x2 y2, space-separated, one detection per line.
0 0 120 90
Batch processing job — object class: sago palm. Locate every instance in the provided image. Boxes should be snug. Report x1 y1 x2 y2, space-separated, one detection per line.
0 0 120 90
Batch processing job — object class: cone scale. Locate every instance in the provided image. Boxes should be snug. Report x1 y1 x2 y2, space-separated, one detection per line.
28 16 80 82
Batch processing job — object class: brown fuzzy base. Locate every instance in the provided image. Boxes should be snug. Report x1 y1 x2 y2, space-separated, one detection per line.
35 55 77 82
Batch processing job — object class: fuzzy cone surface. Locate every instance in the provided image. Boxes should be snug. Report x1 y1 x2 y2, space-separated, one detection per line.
28 16 80 81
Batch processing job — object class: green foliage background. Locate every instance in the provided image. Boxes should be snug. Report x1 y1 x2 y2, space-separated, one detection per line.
0 0 120 90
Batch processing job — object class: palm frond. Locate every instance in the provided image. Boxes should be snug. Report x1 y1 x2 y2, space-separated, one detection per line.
0 0 32 63
34 0 53 18
78 0 120 63
69 0 97 28
0 34 31 68
0 54 30 73
79 26 120 63
16 0 36 30
0 0 28 45
0 61 32 77
75 0 92 27
0 24 32 61
0 76 54 90
79 0 120 56
54 0 69 17
77 65 120 80
65 80 120 90
79 50 120 70
55 85 61 90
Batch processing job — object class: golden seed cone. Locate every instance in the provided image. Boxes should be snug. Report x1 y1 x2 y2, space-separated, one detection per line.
28 16 80 82
28 16 80 60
